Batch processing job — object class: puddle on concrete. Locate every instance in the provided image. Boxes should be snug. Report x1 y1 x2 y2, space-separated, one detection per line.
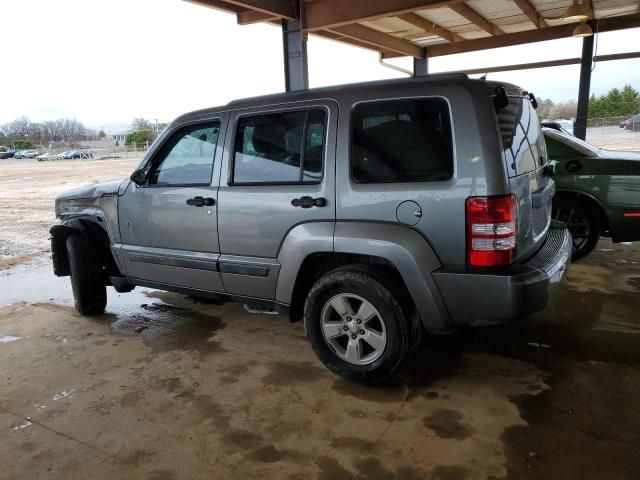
109 303 225 354
0 259 226 354
0 335 22 343
0 260 158 317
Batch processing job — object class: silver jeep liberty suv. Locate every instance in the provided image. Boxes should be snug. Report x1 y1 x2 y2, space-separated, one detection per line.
51 75 571 383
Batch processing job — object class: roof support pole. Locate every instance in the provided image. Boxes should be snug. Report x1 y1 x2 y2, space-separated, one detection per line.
574 34 594 140
282 18 309 91
413 51 429 76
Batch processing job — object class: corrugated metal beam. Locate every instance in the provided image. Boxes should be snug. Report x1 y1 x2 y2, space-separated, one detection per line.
397 12 464 42
187 0 296 19
304 0 463 31
427 14 640 57
448 3 505 36
451 51 640 75
512 0 547 28
329 23 425 58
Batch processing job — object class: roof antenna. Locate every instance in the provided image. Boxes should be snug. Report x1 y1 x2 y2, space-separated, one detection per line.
480 73 488 80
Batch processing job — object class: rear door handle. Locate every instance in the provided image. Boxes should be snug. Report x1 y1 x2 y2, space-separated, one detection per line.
291 196 326 208
186 196 215 207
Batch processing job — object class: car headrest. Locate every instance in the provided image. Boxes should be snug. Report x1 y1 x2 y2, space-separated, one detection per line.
252 122 287 155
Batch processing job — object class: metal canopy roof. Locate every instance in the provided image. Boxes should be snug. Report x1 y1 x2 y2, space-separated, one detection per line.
187 0 640 58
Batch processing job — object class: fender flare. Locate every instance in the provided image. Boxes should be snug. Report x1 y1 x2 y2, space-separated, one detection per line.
50 215 115 277
275 221 453 334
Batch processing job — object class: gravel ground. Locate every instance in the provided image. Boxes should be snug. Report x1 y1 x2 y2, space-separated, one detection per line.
0 157 141 269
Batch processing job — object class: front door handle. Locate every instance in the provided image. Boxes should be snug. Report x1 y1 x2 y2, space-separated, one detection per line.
186 196 215 207
291 196 326 208
565 160 583 173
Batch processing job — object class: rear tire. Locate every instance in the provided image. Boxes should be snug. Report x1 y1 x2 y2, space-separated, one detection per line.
552 196 600 261
304 266 411 384
66 232 107 315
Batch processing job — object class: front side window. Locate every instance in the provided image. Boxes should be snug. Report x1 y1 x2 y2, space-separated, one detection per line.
351 98 453 183
148 122 219 186
232 109 327 184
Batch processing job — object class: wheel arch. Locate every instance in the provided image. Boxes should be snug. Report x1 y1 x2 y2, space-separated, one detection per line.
276 221 453 335
554 189 610 234
50 215 121 277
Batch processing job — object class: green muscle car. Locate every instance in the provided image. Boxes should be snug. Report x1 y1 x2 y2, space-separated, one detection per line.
544 127 640 260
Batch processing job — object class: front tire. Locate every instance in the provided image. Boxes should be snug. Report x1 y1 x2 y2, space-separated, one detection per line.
66 233 107 315
553 196 600 261
304 266 411 384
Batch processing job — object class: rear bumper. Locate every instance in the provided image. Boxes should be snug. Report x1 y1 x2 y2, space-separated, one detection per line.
433 222 571 327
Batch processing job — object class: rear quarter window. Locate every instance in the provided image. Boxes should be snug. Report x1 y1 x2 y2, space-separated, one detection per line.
498 92 545 177
350 98 453 183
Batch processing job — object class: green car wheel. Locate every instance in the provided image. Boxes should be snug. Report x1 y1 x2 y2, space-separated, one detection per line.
552 196 600 261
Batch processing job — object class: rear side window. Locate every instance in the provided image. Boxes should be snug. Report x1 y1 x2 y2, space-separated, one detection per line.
232 109 326 184
497 92 545 176
351 98 453 183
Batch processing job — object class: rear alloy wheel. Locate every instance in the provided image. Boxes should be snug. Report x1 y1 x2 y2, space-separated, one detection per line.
552 197 600 261
304 266 411 384
320 293 387 365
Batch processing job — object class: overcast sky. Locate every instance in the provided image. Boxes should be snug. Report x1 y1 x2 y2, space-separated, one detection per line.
1 0 639 132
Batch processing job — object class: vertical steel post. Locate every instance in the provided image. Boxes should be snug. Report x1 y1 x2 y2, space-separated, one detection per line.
282 18 308 91
413 51 429 76
574 34 594 140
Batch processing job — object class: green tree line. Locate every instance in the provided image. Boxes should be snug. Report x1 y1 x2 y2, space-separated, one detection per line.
536 84 639 120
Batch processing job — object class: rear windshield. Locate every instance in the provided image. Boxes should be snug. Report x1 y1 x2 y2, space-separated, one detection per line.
497 89 546 177
350 98 453 183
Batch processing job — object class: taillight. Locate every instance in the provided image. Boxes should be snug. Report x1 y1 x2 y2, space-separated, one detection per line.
466 194 517 267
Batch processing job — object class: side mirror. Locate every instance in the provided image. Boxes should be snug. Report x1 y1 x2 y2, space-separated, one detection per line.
130 167 149 186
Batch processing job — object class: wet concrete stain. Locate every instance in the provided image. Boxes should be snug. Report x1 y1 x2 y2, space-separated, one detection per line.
109 303 226 354
251 445 284 463
430 465 470 480
119 390 145 408
500 360 640 480
147 470 177 480
227 430 263 450
354 458 426 480
329 436 374 453
423 408 475 440
262 361 325 386
331 378 407 403
218 360 258 385
315 456 352 480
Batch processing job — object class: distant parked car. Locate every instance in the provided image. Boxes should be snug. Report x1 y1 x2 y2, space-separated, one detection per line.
544 127 640 260
63 150 81 159
15 150 40 159
37 152 58 161
624 114 640 132
0 149 17 159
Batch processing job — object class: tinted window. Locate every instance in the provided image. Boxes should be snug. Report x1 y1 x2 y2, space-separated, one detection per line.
148 123 219 186
351 98 453 183
497 92 545 176
232 109 327 184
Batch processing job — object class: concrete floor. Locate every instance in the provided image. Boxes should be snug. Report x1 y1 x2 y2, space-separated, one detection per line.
1 240 639 480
